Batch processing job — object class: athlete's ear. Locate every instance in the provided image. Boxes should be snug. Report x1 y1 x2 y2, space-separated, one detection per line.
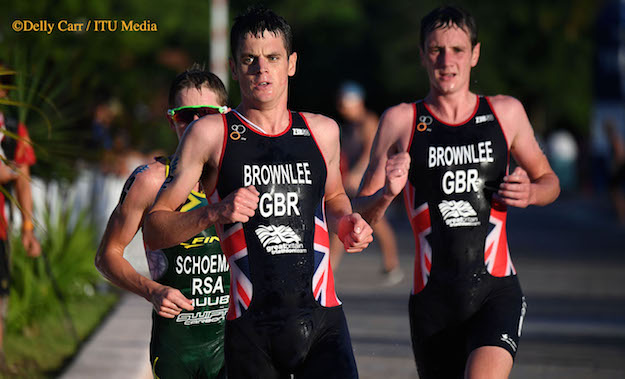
419 46 426 67
167 114 175 131
288 52 297 77
471 42 481 68
229 57 238 81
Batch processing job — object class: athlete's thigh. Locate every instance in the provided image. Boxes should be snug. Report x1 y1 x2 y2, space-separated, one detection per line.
151 343 192 379
411 323 467 379
465 345 513 379
294 307 358 379
225 318 287 379
408 295 466 379
466 280 525 359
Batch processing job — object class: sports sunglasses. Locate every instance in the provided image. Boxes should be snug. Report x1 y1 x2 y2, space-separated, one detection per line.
167 105 228 124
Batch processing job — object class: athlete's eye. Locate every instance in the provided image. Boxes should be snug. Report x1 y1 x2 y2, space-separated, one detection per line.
242 56 254 64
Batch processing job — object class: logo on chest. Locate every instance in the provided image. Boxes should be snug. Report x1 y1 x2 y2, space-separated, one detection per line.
255 225 306 255
438 200 481 228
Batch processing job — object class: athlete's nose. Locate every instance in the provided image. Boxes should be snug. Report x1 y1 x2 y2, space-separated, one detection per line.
437 49 449 66
256 57 270 74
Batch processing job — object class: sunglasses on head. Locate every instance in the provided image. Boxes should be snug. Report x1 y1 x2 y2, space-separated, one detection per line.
167 105 228 124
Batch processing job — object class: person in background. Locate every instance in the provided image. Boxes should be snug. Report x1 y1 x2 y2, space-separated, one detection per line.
331 81 403 285
0 62 41 370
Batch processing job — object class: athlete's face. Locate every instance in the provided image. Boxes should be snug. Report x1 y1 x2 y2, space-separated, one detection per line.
230 30 297 108
420 25 480 96
169 86 222 139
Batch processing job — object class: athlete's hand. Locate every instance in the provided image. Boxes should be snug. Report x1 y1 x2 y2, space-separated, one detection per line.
384 150 410 198
149 285 194 318
337 213 373 253
214 185 260 223
21 230 41 258
497 167 532 208
0 161 19 185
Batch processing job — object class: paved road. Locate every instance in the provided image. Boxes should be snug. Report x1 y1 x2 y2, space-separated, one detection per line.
336 194 625 379
62 194 625 378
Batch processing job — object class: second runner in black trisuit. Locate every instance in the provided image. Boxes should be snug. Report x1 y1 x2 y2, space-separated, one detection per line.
405 97 525 378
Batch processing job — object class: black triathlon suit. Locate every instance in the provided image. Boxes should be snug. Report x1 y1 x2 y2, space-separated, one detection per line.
404 96 527 378
209 111 358 379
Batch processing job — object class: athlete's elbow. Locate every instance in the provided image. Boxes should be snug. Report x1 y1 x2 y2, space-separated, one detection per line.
142 213 161 250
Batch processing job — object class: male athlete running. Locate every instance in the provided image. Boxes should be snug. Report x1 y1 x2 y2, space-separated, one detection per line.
144 6 372 379
355 6 560 379
95 66 230 378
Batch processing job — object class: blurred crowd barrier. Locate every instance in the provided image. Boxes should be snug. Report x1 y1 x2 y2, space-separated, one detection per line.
8 166 150 277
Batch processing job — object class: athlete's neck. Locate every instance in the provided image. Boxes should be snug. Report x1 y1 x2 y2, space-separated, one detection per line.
234 105 291 135
424 91 478 125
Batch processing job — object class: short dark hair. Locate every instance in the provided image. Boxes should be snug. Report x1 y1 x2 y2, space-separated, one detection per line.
168 63 228 108
420 6 478 50
230 5 293 58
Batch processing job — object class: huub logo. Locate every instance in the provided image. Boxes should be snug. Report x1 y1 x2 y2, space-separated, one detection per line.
230 124 247 141
417 115 433 132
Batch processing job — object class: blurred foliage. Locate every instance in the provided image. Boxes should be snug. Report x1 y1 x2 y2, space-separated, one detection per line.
2 0 602 179
6 202 103 331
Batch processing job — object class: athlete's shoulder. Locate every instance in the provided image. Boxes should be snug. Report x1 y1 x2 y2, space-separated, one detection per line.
186 113 226 136
381 102 415 126
299 111 339 130
486 95 526 118
299 112 340 138
118 160 166 207
179 113 226 164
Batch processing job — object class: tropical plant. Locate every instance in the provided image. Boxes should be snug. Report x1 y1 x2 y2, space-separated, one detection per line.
6 195 105 332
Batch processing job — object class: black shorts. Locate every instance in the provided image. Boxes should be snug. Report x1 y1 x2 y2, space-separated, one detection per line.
408 275 526 379
0 240 10 296
224 305 358 379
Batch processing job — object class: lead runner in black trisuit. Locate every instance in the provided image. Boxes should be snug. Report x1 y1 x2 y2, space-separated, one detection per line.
355 6 560 379
144 6 373 379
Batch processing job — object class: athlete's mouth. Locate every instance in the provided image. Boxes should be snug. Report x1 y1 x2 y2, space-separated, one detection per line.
439 72 456 79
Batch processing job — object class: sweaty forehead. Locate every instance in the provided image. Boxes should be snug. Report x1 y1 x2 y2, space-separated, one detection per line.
175 86 219 107
425 25 471 46
237 30 287 54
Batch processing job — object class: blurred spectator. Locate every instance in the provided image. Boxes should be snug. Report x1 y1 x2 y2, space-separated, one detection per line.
591 0 625 192
89 95 115 153
332 81 403 285
605 120 625 224
0 63 41 371
546 129 579 192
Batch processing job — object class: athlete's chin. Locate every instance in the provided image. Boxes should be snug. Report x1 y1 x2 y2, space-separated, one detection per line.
433 83 460 96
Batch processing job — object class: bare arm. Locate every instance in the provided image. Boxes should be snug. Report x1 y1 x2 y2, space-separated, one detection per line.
354 103 413 225
305 113 372 253
144 115 259 250
95 164 194 318
491 96 560 207
14 164 41 257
